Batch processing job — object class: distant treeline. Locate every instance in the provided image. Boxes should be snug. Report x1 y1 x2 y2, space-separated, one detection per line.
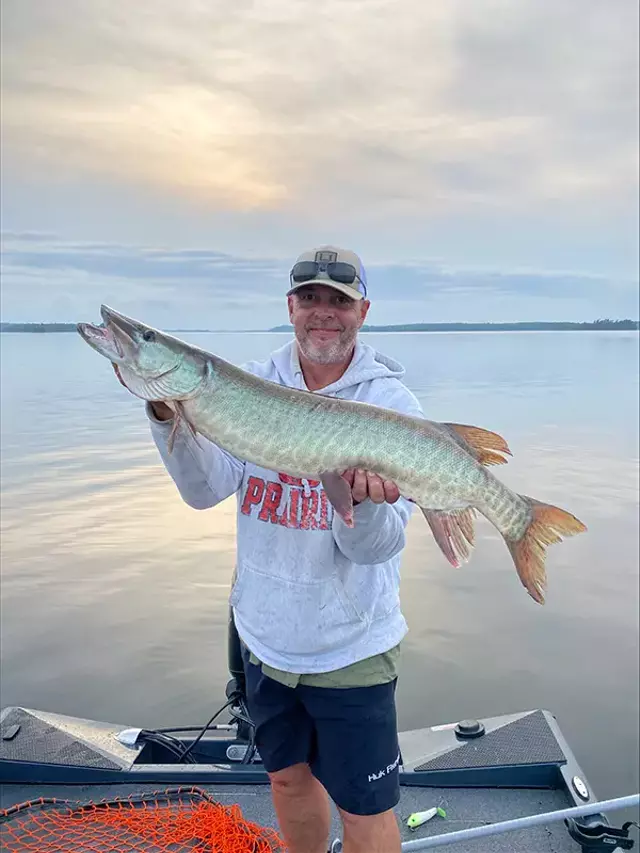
0 323 216 333
2 318 638 333
269 319 640 332
1 323 79 332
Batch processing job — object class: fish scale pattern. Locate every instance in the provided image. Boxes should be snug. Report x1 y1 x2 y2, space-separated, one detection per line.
186 356 512 519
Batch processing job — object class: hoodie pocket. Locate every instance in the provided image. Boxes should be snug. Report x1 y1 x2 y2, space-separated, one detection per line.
229 559 364 656
340 564 400 624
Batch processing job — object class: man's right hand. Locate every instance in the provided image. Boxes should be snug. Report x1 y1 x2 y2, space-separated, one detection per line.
111 363 173 421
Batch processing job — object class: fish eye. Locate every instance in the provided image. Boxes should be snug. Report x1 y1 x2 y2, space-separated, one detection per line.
142 330 156 342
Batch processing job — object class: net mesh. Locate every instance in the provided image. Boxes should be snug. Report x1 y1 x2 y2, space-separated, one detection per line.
0 785 287 852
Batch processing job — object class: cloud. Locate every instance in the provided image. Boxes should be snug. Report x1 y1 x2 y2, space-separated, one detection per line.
0 232 291 329
2 0 637 221
2 232 636 328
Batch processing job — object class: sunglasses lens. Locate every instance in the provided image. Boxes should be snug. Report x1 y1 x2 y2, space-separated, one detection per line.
291 261 318 282
290 260 366 296
327 262 356 284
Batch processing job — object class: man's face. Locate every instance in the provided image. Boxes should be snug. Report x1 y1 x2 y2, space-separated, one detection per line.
287 284 370 365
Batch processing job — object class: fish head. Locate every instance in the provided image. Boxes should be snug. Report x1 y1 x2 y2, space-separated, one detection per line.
77 305 207 401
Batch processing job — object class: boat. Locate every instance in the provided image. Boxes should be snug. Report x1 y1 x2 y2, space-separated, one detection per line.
1 614 638 852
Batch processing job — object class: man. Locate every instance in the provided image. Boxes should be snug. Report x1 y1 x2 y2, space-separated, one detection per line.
129 246 423 853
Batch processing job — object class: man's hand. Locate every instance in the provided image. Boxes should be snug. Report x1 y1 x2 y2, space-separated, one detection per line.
111 363 173 421
341 468 400 505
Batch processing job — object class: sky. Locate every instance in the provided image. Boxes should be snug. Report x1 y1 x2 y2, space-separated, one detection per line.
1 0 638 329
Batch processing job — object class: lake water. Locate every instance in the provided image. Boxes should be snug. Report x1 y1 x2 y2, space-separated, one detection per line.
1 330 638 807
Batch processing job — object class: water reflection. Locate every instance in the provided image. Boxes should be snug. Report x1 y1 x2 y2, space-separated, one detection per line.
0 329 638 798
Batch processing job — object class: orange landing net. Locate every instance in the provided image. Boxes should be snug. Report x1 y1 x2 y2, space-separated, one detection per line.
0 785 287 852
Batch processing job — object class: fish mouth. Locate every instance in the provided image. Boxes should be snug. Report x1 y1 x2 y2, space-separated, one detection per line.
100 304 144 360
77 305 140 362
77 321 123 361
101 305 138 343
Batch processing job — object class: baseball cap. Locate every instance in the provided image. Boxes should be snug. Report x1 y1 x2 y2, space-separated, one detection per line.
287 245 368 301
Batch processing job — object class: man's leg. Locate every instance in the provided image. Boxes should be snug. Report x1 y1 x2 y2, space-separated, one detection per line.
302 678 402 853
338 807 401 853
240 647 330 852
268 762 331 853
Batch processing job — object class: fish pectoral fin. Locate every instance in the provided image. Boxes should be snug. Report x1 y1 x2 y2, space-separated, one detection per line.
442 422 512 466
320 472 355 528
166 401 197 454
167 414 180 454
175 401 198 439
421 507 476 567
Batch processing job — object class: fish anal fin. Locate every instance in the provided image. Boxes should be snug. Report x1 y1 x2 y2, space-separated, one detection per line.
421 507 476 567
442 422 512 466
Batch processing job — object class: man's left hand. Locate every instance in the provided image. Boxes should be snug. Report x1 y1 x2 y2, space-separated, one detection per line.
341 468 400 505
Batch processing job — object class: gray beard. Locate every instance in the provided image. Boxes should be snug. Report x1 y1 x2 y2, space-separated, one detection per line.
297 328 357 364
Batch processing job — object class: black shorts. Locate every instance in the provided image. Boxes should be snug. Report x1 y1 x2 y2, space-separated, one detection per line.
241 645 401 816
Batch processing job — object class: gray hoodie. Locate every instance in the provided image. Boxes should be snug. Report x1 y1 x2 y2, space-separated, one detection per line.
147 337 424 674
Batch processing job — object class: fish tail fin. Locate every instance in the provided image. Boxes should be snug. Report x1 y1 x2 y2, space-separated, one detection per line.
506 497 587 605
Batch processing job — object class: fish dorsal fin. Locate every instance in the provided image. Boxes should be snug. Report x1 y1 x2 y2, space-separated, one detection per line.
442 422 512 466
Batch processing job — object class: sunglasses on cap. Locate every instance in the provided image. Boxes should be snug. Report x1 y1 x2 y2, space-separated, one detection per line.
289 261 367 297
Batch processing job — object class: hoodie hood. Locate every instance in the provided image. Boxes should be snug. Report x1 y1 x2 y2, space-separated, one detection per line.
266 338 406 394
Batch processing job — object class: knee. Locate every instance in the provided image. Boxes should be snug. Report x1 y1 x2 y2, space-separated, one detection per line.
339 807 393 830
339 806 400 848
268 762 315 795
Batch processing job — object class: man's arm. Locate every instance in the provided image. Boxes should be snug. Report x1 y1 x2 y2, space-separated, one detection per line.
147 403 245 509
112 362 245 508
331 384 423 564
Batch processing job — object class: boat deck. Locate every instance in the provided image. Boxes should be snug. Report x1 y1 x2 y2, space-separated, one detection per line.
2 704 628 852
1 781 581 851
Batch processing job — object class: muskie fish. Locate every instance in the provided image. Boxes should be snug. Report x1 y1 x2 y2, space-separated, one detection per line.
78 305 587 604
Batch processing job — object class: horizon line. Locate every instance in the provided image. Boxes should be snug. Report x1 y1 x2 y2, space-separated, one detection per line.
1 318 638 333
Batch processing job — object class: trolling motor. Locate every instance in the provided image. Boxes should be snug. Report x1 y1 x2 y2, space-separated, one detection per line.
148 607 255 765
226 607 252 744
226 605 246 702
